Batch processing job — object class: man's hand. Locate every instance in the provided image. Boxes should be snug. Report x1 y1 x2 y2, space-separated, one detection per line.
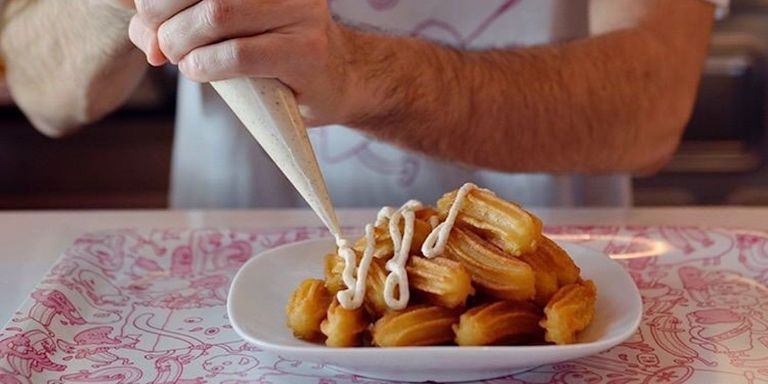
128 0 357 126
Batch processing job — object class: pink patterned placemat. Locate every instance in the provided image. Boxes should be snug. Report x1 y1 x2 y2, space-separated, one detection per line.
1 226 767 384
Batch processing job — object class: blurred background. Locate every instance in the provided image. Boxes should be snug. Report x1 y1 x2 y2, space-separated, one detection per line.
2 0 768 209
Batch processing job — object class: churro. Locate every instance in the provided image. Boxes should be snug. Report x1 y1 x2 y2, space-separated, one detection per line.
321 298 368 347
407 256 474 309
444 226 536 301
372 305 458 347
454 301 543 346
437 188 542 256
540 280 597 345
286 279 333 341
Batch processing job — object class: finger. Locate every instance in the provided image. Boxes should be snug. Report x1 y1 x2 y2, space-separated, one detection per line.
128 16 168 66
157 0 301 64
177 35 291 83
133 0 199 29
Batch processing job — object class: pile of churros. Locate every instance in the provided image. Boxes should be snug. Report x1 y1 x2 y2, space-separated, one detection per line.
286 185 597 347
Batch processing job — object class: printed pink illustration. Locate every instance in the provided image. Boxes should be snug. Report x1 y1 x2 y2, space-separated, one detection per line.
688 309 753 357
57 327 138 368
0 330 64 378
0 225 767 383
27 290 86 327
58 366 143 383
73 271 129 307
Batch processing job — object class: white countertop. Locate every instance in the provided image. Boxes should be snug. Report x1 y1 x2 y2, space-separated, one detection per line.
1 207 766 325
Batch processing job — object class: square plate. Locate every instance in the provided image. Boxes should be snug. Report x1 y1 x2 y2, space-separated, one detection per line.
227 238 642 382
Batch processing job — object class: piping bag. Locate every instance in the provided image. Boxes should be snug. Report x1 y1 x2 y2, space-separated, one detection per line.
210 78 342 237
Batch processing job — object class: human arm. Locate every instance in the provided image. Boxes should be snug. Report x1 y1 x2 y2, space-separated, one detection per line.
344 0 715 174
0 0 147 137
130 0 716 173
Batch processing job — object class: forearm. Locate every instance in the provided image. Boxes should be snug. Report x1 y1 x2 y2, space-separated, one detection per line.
343 25 707 173
0 0 146 136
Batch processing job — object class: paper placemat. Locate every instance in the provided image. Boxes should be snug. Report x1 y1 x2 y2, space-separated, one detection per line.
1 226 767 383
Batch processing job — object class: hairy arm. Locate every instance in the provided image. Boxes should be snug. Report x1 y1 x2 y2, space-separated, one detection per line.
125 0 714 173
342 0 715 173
0 0 147 137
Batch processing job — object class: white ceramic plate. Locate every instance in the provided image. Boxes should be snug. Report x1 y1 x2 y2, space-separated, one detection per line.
228 238 642 383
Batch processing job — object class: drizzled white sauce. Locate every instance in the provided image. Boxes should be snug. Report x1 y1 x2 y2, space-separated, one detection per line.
375 207 396 227
383 200 423 310
421 183 478 258
335 183 482 310
335 226 375 309
335 200 422 310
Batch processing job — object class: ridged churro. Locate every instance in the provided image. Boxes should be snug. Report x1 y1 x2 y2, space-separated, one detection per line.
540 280 597 345
537 236 581 286
372 305 458 347
519 236 582 305
407 256 474 309
286 279 333 341
454 301 543 346
444 226 535 301
364 258 391 318
437 188 542 256
518 252 560 306
321 299 368 347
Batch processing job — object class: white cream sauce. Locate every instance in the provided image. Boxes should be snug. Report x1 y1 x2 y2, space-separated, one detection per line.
335 184 481 310
421 183 478 258
335 200 422 310
335 226 374 309
382 200 422 310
